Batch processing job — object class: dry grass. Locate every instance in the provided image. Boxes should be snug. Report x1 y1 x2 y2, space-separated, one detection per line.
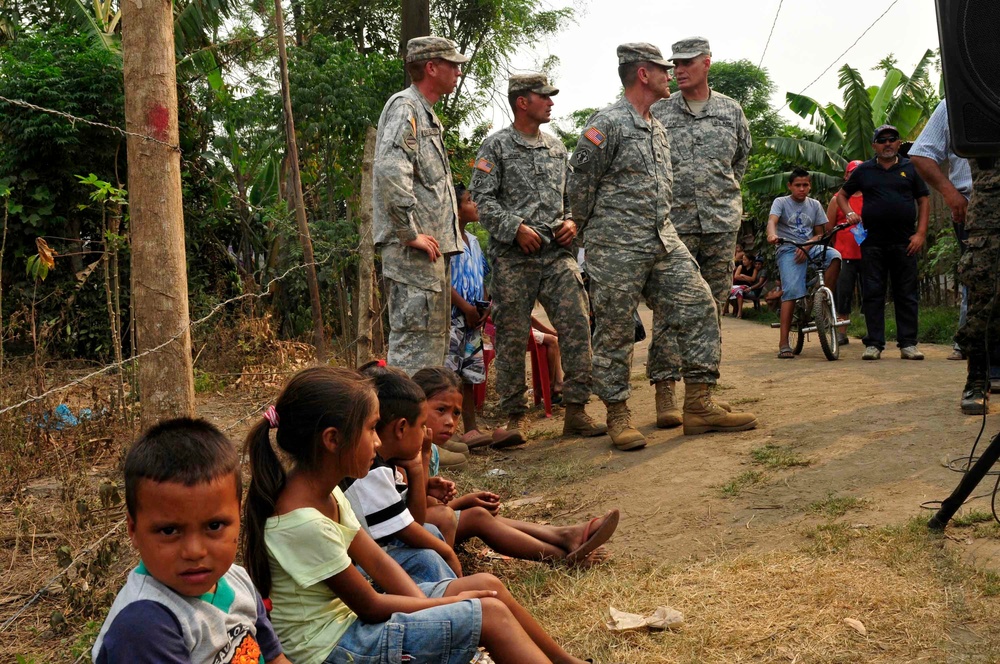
471 520 1000 663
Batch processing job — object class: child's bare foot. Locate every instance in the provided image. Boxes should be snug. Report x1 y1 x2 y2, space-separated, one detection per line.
563 510 620 565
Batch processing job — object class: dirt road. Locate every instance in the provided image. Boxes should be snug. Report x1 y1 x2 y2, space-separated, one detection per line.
518 306 1000 566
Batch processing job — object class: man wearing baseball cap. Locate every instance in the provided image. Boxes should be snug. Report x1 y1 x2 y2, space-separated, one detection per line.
471 73 607 441
372 36 469 374
568 43 757 450
836 123 930 361
651 36 751 428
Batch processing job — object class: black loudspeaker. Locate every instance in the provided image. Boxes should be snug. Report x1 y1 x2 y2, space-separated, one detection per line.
935 0 1000 158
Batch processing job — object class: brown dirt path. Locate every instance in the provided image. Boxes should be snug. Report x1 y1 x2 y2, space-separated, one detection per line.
519 305 1000 566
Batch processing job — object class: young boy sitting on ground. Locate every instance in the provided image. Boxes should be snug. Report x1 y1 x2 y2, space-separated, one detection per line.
767 167 842 358
92 418 289 664
342 363 464 581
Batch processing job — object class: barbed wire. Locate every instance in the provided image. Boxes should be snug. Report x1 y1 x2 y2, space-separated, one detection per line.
0 518 126 633
0 94 181 153
0 251 343 418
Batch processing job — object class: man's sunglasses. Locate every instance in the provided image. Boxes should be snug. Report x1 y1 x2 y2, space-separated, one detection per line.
874 135 899 144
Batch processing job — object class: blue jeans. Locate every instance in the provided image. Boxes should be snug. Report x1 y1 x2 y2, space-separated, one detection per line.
861 243 919 350
776 244 841 301
325 599 482 664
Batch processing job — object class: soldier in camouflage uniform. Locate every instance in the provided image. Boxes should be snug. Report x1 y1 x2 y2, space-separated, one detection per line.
568 43 757 450
470 73 607 441
955 161 1000 411
650 37 751 428
373 36 468 375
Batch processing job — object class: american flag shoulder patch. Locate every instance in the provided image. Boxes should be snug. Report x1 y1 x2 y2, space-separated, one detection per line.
475 158 494 173
584 126 606 147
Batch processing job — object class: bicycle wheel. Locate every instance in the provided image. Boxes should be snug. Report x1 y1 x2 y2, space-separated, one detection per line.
814 288 839 360
793 302 806 355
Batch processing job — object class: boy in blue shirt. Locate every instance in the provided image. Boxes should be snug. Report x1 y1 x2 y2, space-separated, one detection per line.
92 419 288 664
767 168 842 358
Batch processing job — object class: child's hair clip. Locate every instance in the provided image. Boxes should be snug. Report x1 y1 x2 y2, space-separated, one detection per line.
377 359 387 367
264 405 280 429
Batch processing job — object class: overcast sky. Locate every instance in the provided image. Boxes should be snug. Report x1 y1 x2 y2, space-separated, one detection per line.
477 0 941 132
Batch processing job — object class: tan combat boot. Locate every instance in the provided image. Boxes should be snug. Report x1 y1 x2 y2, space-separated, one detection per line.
436 445 469 471
654 380 683 428
563 403 609 437
605 401 646 450
683 383 758 435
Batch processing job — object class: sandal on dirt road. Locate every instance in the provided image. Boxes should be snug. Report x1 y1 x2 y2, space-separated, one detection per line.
777 346 795 359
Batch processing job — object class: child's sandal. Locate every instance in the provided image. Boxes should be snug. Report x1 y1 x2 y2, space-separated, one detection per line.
777 346 795 359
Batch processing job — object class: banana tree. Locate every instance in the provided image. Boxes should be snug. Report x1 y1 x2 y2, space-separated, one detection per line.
747 49 937 197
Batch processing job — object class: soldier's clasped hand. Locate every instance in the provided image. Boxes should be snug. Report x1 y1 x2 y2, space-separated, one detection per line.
406 233 442 262
553 219 577 246
516 223 543 254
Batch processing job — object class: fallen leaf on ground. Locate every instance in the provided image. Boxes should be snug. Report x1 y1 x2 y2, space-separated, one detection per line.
843 617 867 635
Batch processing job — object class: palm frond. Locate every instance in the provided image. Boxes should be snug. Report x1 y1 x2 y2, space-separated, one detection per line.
886 49 937 137
53 0 121 58
871 68 903 124
745 170 844 197
763 136 847 173
839 64 875 162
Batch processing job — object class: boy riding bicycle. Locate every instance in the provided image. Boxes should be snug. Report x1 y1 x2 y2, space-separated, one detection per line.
767 168 843 359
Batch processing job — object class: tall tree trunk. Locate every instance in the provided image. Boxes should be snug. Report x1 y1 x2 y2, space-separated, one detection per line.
274 0 327 361
355 127 376 367
121 0 195 428
400 0 429 86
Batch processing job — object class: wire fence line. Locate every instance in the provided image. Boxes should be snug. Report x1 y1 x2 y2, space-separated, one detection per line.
0 94 181 152
0 518 127 633
0 249 353 418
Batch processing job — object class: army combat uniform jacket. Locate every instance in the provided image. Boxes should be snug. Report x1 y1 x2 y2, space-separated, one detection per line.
472 126 572 259
652 90 751 235
373 84 463 290
568 97 681 254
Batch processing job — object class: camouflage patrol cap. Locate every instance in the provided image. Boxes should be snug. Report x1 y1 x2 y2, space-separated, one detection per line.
616 43 673 68
670 37 712 60
508 73 559 96
405 36 470 64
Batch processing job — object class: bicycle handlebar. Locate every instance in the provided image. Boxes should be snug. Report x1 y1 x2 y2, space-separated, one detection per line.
775 222 852 249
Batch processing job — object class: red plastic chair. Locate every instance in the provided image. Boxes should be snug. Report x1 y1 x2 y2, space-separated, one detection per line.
527 332 553 417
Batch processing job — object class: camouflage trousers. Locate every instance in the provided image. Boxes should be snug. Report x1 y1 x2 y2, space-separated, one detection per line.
386 262 451 376
490 249 592 415
656 231 735 381
587 243 720 404
955 229 1000 361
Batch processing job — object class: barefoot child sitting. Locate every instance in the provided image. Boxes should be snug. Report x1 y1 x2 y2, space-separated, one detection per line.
341 363 464 580
242 366 605 664
413 366 619 566
92 419 290 664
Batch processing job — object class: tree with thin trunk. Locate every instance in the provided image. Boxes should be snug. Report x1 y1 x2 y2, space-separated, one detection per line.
273 0 327 361
121 0 196 428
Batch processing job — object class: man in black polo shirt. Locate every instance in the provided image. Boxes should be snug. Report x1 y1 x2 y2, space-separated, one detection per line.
836 124 930 361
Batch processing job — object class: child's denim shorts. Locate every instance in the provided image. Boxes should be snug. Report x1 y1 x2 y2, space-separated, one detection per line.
324 598 482 664
776 244 841 301
383 524 458 585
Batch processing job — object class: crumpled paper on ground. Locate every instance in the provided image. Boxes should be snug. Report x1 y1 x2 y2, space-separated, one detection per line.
606 606 684 631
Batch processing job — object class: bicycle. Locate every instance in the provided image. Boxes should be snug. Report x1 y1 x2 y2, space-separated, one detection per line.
769 222 852 361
